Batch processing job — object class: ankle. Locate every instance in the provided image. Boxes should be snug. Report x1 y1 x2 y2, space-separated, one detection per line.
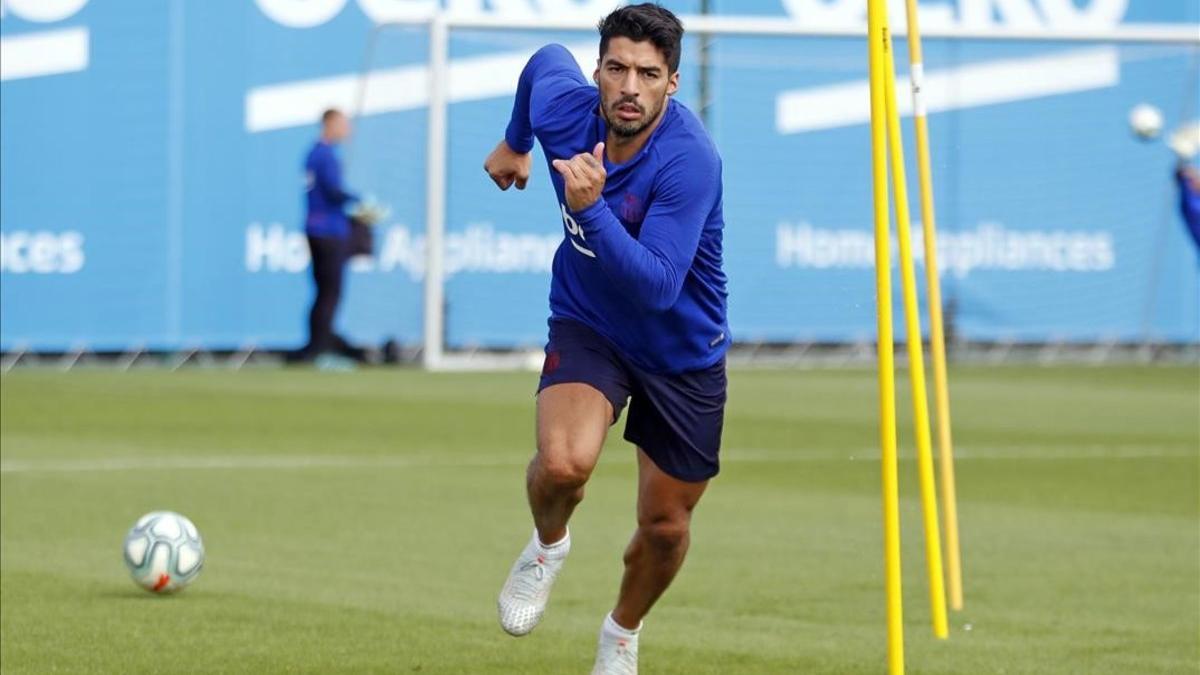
606 610 642 635
535 527 570 553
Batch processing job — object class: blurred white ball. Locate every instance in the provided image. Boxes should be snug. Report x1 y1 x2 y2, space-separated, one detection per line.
1129 103 1164 140
123 511 205 593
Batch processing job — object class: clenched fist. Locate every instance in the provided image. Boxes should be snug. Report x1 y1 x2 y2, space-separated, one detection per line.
484 140 531 191
552 142 606 212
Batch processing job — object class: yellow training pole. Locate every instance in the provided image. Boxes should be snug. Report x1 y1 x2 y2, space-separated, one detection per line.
903 0 964 612
867 1 904 672
882 28 949 641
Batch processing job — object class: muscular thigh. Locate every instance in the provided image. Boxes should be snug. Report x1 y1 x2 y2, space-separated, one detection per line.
536 383 613 474
535 319 635 473
635 448 708 526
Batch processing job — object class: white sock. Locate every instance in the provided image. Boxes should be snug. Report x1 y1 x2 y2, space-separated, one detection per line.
536 528 570 555
604 612 641 637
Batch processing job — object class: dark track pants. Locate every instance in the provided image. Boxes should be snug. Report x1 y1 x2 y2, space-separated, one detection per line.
305 234 348 356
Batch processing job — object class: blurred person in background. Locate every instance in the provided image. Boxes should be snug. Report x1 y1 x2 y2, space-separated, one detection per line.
1169 122 1200 255
291 108 365 366
1175 162 1200 254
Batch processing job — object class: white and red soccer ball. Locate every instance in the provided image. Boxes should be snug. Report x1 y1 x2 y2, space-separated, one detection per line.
123 511 204 593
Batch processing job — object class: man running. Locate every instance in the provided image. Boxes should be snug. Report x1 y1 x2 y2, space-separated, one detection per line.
484 5 728 673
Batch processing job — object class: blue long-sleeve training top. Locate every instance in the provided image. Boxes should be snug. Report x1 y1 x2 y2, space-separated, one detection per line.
1176 165 1200 253
505 44 729 374
304 141 357 239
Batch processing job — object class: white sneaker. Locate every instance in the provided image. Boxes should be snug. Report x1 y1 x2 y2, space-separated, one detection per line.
497 529 570 636
591 613 640 675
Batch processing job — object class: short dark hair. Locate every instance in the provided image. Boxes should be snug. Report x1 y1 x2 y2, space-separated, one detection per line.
598 3 684 74
321 108 344 124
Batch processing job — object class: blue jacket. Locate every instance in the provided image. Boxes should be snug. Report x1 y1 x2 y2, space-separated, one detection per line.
1176 165 1200 253
304 141 356 239
505 44 729 374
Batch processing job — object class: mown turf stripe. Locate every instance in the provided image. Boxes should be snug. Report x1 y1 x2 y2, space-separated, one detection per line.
2 444 1193 474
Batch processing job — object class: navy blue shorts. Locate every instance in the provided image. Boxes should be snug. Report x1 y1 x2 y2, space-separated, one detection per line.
537 319 727 482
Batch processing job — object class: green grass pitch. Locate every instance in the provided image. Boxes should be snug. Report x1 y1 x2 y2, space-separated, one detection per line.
1 365 1197 673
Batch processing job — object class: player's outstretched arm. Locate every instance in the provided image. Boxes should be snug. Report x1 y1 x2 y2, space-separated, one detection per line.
484 140 531 191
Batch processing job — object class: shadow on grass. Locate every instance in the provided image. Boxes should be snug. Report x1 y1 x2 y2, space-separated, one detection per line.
91 585 235 602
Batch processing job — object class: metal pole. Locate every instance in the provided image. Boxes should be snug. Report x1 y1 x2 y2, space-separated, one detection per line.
439 14 1200 45
697 0 713 128
422 15 449 370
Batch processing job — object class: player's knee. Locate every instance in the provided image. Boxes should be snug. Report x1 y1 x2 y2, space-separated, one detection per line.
639 515 690 552
533 448 592 491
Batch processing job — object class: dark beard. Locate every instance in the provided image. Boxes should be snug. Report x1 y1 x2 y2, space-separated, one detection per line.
603 98 663 138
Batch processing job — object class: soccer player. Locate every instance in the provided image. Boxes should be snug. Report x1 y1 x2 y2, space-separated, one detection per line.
484 5 728 673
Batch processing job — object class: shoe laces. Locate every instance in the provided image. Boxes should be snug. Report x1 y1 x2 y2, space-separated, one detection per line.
508 554 548 604
519 554 547 580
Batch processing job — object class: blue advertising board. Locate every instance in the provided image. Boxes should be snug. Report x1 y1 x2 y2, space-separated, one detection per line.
2 0 1197 351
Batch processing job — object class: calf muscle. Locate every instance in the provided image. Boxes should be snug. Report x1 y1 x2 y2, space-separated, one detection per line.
528 383 613 544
